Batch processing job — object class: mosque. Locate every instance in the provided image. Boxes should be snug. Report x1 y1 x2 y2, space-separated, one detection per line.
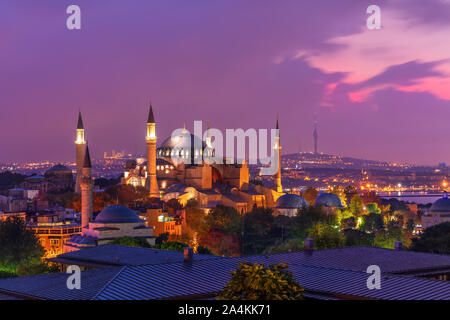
121 104 285 214
63 103 346 252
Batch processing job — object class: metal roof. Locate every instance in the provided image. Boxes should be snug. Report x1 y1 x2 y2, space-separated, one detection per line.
49 244 219 267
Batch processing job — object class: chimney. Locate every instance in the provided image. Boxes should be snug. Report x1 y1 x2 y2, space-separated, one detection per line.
184 247 193 263
304 238 314 251
394 241 402 250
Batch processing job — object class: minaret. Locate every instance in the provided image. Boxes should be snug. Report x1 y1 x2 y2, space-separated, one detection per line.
146 102 160 198
274 116 282 193
80 144 93 233
313 116 318 154
75 111 86 193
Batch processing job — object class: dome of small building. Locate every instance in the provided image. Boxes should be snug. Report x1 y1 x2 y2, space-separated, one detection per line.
314 193 344 208
430 194 450 212
94 205 142 223
276 194 308 209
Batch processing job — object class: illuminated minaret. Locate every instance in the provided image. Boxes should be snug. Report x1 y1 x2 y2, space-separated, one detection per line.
313 116 318 154
146 102 160 198
75 111 86 193
81 144 93 233
274 116 282 193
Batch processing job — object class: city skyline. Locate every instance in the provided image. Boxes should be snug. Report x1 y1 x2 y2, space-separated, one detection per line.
2 1 450 165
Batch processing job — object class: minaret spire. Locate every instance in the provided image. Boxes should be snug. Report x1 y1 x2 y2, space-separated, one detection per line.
81 144 93 232
75 110 86 193
274 115 282 193
146 102 160 198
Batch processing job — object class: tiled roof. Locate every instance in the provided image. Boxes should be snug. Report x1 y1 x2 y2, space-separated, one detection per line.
95 258 450 300
0 267 121 300
49 244 219 267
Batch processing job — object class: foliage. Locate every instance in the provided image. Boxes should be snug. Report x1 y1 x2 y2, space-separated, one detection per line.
153 241 190 252
104 184 148 207
344 229 374 247
200 228 241 256
217 262 303 300
359 212 384 232
155 232 169 245
340 216 356 229
242 208 275 255
249 179 263 186
365 203 381 214
409 222 450 254
196 245 213 255
0 171 26 191
374 225 411 249
302 187 318 206
108 236 151 248
327 185 347 207
308 223 344 249
0 270 16 279
349 194 364 217
0 217 45 274
262 238 303 254
290 206 338 240
201 205 241 238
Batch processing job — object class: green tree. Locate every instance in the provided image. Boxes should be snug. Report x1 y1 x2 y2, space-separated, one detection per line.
242 208 275 255
366 203 381 214
344 229 374 247
359 212 384 233
217 262 303 300
263 238 303 254
201 205 241 238
302 187 318 206
410 222 450 254
308 223 345 249
108 236 151 248
0 218 45 275
153 241 190 252
327 185 347 207
349 194 364 217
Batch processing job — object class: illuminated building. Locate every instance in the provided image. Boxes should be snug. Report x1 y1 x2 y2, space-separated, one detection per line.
27 214 81 258
122 103 284 215
421 193 450 229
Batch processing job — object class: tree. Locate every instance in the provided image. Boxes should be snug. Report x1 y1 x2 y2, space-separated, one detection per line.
410 222 450 254
290 206 338 240
344 229 374 247
361 191 381 205
366 203 381 214
108 236 151 248
340 216 356 229
308 223 345 249
0 217 45 274
359 212 384 233
201 205 241 238
217 262 303 300
327 185 347 207
263 238 303 254
153 241 190 252
349 194 364 217
242 208 275 255
302 187 318 206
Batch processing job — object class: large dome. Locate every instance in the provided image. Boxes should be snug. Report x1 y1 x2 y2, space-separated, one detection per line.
430 194 450 212
94 205 143 223
314 193 344 208
157 131 212 159
276 194 308 209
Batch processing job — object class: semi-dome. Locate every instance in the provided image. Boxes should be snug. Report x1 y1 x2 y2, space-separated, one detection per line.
430 194 450 212
314 193 344 208
276 194 308 209
94 205 143 223
157 131 212 159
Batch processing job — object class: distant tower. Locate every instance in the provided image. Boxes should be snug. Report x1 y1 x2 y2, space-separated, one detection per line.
81 144 93 233
146 102 160 198
274 116 282 193
75 111 86 193
313 116 318 154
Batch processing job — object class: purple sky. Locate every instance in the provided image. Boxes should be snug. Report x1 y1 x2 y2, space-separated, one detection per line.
1 0 450 165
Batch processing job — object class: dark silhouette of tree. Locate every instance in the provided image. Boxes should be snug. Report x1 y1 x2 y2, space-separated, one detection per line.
410 222 450 254
217 262 303 300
